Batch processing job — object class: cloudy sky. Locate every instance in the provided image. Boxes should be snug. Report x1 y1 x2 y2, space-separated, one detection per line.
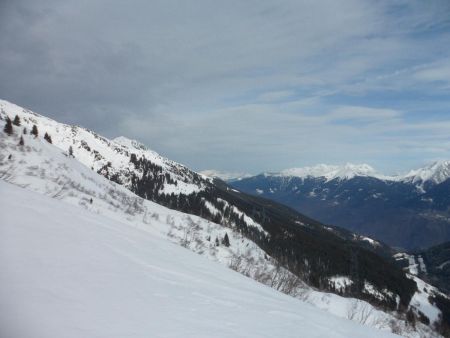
1 0 450 174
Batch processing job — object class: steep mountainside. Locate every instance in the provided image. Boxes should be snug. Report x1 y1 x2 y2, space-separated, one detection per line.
2 105 448 337
231 164 450 250
0 99 418 313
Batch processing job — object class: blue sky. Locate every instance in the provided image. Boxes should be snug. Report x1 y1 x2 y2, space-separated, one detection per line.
1 0 450 174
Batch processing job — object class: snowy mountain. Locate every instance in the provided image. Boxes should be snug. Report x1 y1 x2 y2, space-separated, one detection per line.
1 99 449 336
277 163 386 181
400 161 450 190
232 161 450 250
265 162 450 188
0 100 206 196
0 99 420 310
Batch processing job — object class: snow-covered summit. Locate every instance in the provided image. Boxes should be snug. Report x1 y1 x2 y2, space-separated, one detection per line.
400 160 450 186
266 161 450 187
0 99 203 194
276 163 382 181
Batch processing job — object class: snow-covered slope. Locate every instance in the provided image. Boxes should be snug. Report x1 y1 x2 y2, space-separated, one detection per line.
0 99 272 236
0 99 409 303
0 99 204 195
0 180 402 338
0 99 445 337
0 131 406 337
0 122 270 281
393 253 445 321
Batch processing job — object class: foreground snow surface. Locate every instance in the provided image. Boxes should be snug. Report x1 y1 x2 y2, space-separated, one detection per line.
0 182 397 338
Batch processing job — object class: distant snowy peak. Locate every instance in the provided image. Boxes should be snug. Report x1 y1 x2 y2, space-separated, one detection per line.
200 169 252 181
270 161 450 186
276 163 381 181
400 160 450 186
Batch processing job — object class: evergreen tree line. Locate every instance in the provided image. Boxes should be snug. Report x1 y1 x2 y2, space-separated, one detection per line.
3 115 52 145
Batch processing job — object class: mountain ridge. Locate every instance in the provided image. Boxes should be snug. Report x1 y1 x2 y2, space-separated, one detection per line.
0 99 417 308
3 98 450 336
232 170 450 250
252 161 450 187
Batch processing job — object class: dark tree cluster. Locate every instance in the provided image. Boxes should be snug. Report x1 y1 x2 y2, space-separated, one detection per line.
3 116 26 145
3 116 13 135
31 125 38 137
13 115 21 126
44 132 52 144
222 233 230 247
80 140 91 151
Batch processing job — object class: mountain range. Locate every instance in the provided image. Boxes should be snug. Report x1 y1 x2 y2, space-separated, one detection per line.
1 99 450 337
229 163 450 251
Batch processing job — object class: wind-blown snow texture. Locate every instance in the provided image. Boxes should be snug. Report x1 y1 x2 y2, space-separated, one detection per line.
0 181 400 338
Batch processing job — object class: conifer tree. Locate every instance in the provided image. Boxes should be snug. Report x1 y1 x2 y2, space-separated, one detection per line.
44 132 52 144
23 127 27 134
13 115 21 126
222 233 230 247
130 153 137 164
31 124 38 137
4 117 13 135
19 136 24 146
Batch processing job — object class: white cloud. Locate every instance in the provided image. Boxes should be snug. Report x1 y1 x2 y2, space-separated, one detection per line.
1 0 450 172
413 59 450 84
